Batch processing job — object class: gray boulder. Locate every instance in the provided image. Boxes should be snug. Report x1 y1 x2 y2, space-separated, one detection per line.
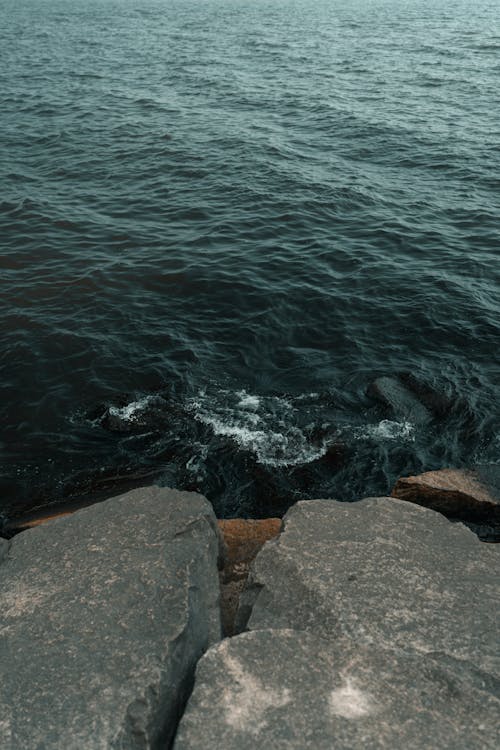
238 497 500 675
0 486 221 750
174 629 500 750
176 498 500 749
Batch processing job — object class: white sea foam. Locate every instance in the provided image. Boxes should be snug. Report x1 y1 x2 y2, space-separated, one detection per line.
188 388 325 467
107 395 162 423
236 392 261 410
353 419 415 442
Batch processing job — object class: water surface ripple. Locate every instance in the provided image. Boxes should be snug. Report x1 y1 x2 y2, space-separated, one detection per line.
1 0 499 520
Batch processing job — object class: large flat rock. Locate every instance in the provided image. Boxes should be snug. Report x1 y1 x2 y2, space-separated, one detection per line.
174 629 500 750
0 486 221 750
237 497 500 677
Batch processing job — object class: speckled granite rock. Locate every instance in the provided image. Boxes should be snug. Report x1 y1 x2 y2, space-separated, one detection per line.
0 486 221 750
176 498 500 749
237 497 500 676
174 629 500 750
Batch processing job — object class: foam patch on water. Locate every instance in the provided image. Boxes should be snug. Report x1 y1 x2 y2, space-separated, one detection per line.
108 396 157 422
103 394 168 432
187 388 326 467
352 420 415 442
236 392 261 410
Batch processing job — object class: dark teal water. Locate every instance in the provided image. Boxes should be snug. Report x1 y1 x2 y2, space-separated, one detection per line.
1 0 499 521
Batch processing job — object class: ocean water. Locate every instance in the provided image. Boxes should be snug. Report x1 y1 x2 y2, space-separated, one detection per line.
1 0 499 522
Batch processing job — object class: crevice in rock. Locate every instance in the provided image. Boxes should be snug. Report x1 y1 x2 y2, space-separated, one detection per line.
233 580 264 634
123 582 218 750
425 651 500 701
217 519 282 636
166 582 221 750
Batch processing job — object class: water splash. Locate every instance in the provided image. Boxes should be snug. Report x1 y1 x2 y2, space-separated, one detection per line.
187 389 327 467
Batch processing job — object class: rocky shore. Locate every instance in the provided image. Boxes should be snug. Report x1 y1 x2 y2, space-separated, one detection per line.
1 474 499 748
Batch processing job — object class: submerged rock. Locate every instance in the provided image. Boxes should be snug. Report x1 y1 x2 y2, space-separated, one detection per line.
0 486 221 750
367 376 432 424
312 440 348 469
392 467 500 523
174 629 500 750
398 372 454 418
218 518 281 636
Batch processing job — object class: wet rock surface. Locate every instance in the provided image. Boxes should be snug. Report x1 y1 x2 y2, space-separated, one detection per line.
174 629 500 750
0 486 221 750
397 372 455 418
367 375 433 424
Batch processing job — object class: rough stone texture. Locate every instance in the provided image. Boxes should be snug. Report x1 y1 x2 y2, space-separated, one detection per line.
392 468 500 522
174 629 500 750
237 497 500 677
0 486 221 750
217 519 281 636
368 376 432 424
176 498 500 748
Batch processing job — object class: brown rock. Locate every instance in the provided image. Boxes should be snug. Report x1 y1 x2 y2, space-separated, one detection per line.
218 518 282 636
392 468 500 523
